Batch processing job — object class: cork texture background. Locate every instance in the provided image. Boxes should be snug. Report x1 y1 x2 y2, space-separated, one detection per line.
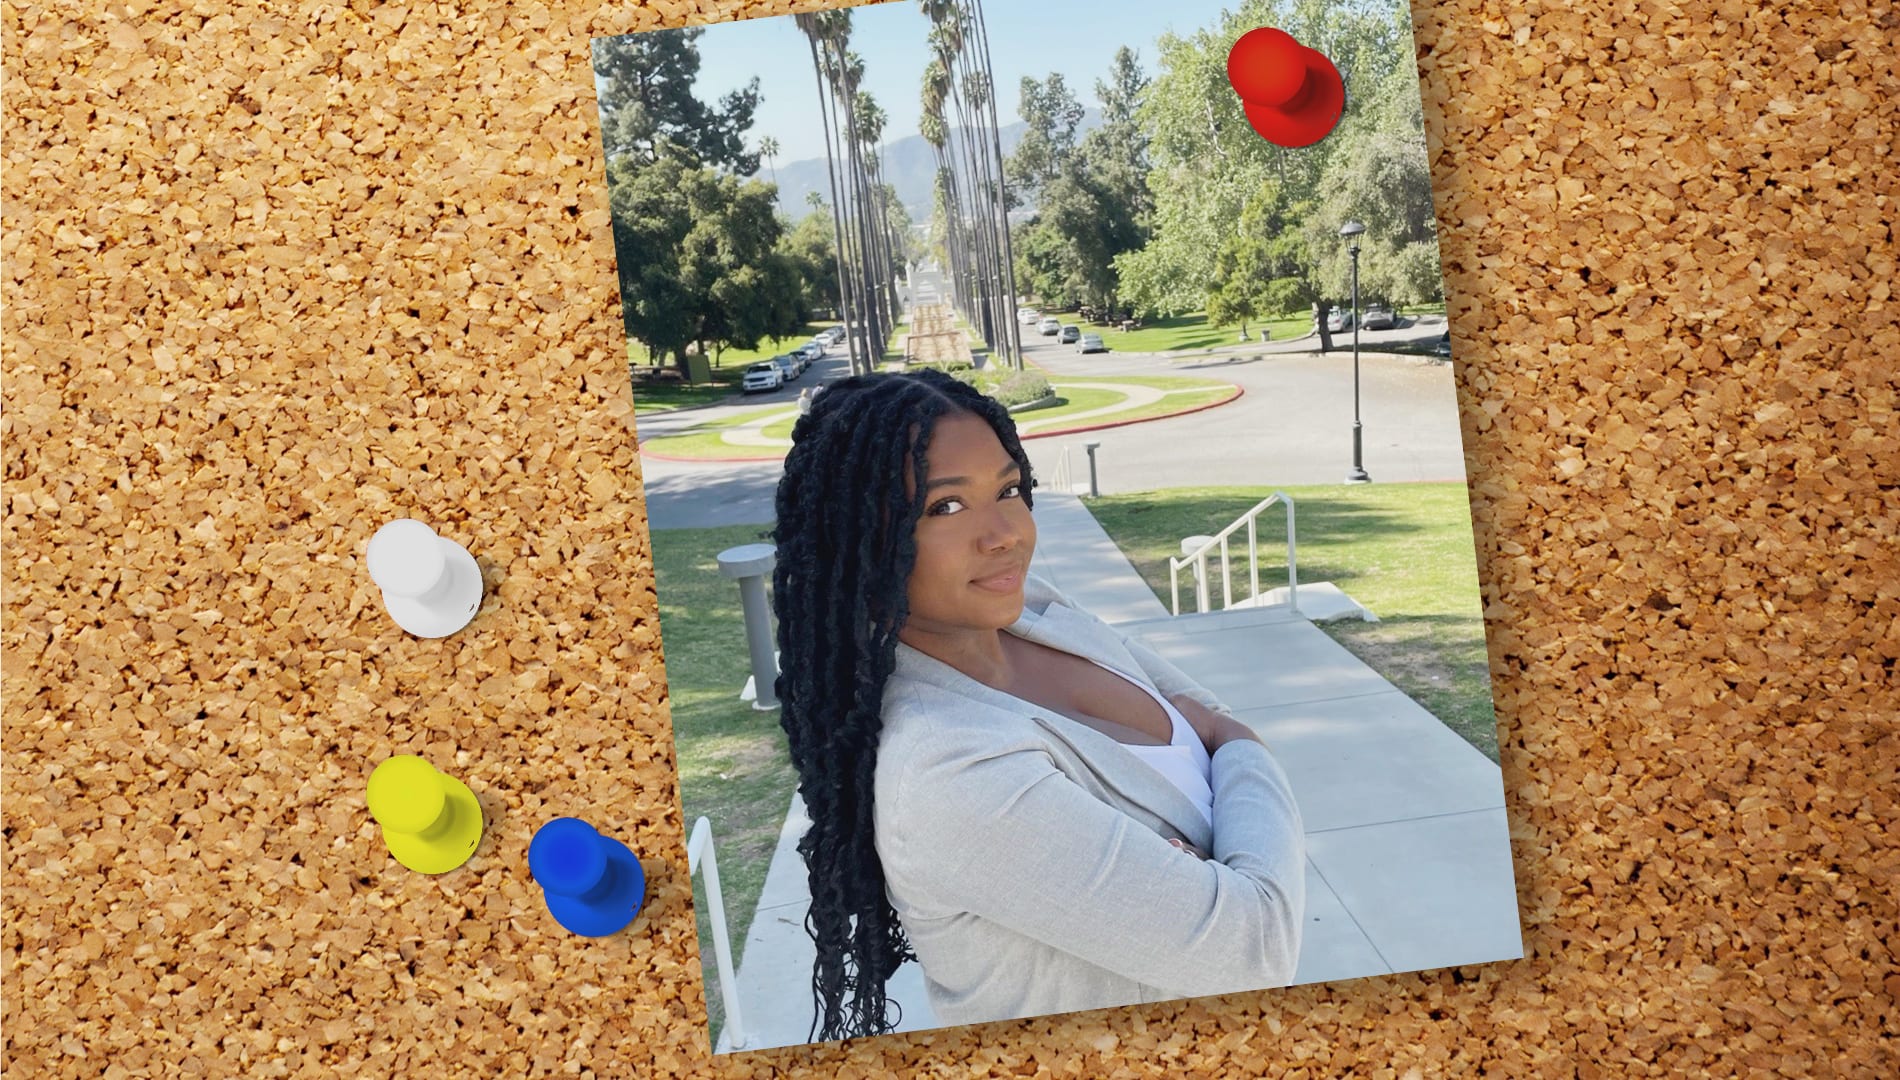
4 0 1895 1075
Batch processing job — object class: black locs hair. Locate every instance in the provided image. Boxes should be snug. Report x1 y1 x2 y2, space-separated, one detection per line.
770 368 1034 1042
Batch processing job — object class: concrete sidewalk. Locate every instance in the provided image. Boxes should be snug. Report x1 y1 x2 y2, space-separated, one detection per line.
710 491 1521 1053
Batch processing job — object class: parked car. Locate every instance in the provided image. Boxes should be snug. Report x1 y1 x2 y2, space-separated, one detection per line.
819 326 846 345
769 354 801 381
1433 331 1452 358
1037 317 1062 336
794 343 824 366
1017 307 1041 325
1057 325 1080 345
1077 333 1106 354
742 362 784 394
1361 306 1395 330
1323 308 1355 333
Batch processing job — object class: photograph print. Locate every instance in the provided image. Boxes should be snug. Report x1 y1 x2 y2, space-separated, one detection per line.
589 0 1522 1053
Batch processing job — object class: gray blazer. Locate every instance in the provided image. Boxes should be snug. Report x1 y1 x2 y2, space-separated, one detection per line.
873 574 1306 1028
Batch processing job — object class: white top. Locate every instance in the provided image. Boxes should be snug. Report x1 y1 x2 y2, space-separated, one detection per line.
1091 661 1215 827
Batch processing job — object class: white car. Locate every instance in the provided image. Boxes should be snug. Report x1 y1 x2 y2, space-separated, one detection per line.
1017 307 1041 325
1076 333 1106 354
1037 316 1062 336
742 362 784 394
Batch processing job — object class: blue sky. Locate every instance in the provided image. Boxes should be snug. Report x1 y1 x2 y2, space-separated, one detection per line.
642 0 1221 164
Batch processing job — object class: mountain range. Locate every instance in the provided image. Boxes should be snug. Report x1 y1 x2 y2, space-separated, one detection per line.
761 109 1103 225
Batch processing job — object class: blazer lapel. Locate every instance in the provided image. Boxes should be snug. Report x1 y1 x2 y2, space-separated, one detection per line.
892 594 1216 849
1027 713 1215 849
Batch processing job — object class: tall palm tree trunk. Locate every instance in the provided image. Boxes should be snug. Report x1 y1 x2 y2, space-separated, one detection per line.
803 29 863 374
969 0 1023 367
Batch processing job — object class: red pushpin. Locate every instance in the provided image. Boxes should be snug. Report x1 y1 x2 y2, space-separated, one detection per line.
1227 27 1345 148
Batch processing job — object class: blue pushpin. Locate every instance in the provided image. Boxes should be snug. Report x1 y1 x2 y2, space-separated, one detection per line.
527 817 648 937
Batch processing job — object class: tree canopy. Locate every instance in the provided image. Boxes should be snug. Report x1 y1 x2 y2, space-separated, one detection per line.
606 156 805 367
1115 0 1440 321
593 29 762 175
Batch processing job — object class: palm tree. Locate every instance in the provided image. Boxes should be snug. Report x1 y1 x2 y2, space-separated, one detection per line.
830 50 888 371
963 0 1024 366
853 91 903 336
759 135 781 187
795 11 868 374
917 0 1020 369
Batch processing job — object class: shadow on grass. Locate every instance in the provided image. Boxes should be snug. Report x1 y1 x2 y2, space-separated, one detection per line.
1321 613 1500 762
1095 493 1436 599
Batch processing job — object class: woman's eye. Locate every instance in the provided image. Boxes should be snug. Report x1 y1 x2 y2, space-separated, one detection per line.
928 496 967 516
1001 482 1023 499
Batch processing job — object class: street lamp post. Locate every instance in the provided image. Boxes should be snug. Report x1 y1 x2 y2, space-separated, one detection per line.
1340 220 1371 484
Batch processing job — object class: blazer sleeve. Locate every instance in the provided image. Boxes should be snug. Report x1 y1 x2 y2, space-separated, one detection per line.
885 724 1306 997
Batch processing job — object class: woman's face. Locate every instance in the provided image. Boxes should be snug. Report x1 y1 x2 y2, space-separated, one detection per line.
902 412 1036 639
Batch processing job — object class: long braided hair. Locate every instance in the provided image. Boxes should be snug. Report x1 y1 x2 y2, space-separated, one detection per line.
771 368 1034 1042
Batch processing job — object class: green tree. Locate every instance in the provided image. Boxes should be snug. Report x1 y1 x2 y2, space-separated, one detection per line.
1009 48 1152 312
592 29 761 174
1116 0 1412 320
1005 73 1084 208
781 210 842 318
608 156 802 373
1206 189 1317 335
1308 52 1441 311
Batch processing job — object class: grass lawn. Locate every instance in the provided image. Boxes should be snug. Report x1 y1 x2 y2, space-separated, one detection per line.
1068 386 1235 427
1084 311 1313 355
641 405 801 460
627 355 746 414
1086 483 1500 761
1015 385 1124 420
650 522 799 1048
884 318 911 366
760 413 800 441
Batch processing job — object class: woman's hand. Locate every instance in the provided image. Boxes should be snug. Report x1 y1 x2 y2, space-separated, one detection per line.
1169 695 1265 754
1167 837 1212 860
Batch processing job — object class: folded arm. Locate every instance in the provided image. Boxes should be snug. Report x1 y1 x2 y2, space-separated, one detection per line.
890 738 1305 997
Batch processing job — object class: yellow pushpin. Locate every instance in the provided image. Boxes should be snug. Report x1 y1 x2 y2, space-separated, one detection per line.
366 755 485 874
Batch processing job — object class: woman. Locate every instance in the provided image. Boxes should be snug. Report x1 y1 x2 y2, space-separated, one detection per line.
772 369 1304 1042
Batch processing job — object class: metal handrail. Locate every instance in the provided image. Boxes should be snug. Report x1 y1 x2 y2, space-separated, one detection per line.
687 816 747 1049
1168 493 1298 616
1049 445 1073 495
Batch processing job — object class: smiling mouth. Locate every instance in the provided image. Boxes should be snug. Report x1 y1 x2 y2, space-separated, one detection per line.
971 568 1025 593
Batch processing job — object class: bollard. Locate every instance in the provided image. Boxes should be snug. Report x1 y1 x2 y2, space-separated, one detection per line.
1181 535 1216 613
716 543 779 711
1084 441 1103 498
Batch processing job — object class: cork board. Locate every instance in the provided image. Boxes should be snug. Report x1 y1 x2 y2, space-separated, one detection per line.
3 1 1894 1078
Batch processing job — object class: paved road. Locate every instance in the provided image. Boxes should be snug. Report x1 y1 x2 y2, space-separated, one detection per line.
636 283 1473 529
1013 322 1471 497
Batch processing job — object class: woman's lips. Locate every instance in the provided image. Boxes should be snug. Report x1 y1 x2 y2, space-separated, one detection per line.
971 568 1024 593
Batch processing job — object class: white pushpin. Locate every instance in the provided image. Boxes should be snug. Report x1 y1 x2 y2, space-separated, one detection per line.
365 518 484 638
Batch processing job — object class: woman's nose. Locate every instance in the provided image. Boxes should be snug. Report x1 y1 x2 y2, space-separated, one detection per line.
977 506 1023 551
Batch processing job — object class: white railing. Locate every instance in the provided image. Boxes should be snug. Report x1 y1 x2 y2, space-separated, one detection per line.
1051 445 1073 495
1169 493 1298 617
687 816 748 1049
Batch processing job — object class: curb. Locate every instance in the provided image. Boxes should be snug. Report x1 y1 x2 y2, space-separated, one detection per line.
1019 384 1245 441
